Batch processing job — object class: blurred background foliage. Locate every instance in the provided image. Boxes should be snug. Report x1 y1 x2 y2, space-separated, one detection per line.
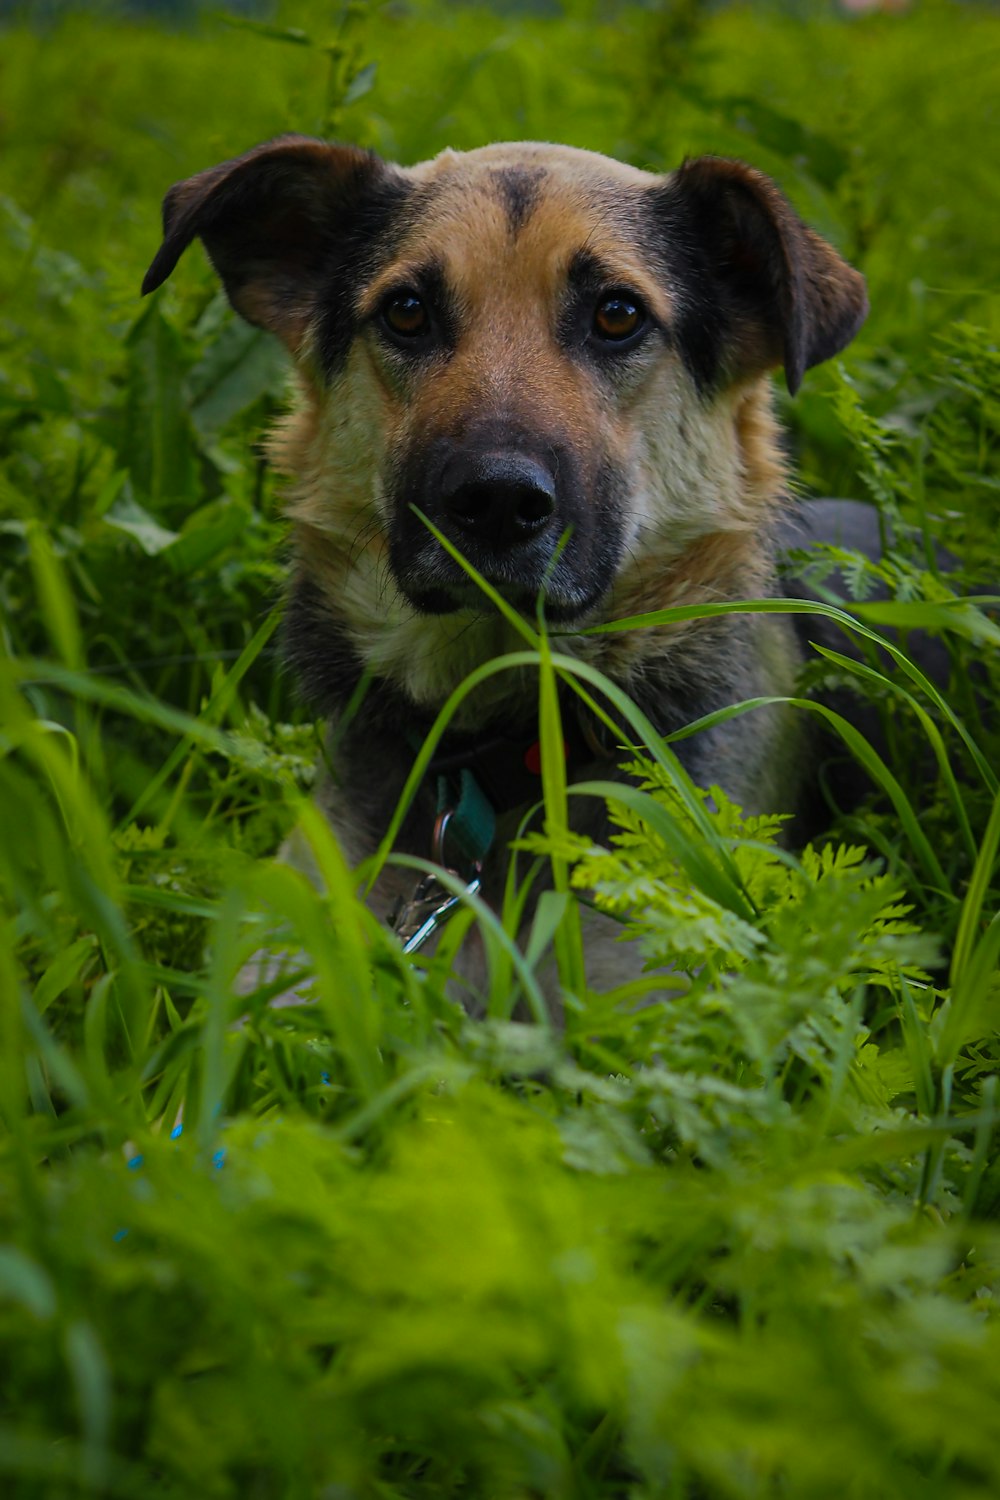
2 1 1000 1496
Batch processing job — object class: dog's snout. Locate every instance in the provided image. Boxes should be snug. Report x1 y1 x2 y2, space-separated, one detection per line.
441 452 556 549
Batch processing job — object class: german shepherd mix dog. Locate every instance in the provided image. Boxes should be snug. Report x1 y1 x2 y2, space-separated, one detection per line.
143 137 874 988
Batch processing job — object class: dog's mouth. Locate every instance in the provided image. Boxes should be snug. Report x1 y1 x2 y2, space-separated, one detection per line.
393 545 606 623
386 444 627 624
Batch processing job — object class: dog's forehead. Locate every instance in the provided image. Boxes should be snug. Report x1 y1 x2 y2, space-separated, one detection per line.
380 142 665 302
407 141 659 193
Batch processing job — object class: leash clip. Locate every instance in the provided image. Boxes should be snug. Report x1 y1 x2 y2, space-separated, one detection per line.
391 809 483 956
391 868 482 955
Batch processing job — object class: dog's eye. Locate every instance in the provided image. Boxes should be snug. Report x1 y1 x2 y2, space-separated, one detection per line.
381 291 429 339
593 295 644 343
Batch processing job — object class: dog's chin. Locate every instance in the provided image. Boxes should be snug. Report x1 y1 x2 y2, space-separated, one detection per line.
397 573 604 624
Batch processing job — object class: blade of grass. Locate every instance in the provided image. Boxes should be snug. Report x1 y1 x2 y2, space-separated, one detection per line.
232 855 385 1105
811 642 978 865
537 621 586 998
579 596 998 795
937 913 1000 1074
297 797 385 1085
0 920 28 1129
896 977 936 1119
543 653 757 904
949 786 1000 993
121 606 282 828
25 520 83 670
410 507 540 650
962 1073 998 1221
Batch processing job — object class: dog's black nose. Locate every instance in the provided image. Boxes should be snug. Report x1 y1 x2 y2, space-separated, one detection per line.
440 452 556 549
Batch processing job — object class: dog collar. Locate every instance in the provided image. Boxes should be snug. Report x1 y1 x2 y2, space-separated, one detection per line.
425 699 606 858
392 702 611 954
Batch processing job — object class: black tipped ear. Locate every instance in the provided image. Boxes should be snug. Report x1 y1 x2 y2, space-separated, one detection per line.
659 156 868 395
142 135 397 352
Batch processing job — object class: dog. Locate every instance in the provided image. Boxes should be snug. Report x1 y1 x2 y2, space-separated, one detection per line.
142 136 875 993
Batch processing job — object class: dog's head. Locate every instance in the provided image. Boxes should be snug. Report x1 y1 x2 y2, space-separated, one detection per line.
144 137 866 693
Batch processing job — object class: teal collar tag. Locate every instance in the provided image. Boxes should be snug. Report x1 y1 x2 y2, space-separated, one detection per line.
435 766 496 869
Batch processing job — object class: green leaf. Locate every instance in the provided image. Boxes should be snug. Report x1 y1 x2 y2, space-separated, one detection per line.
188 320 289 437
344 61 378 104
119 302 199 508
30 363 72 415
852 597 1000 646
524 890 570 974
119 606 282 826
64 1321 111 1492
950 788 1000 994
938 914 1000 1070
162 497 249 575
25 520 83 668
102 488 180 555
216 14 312 46
897 978 935 1118
0 1248 55 1321
32 936 99 1016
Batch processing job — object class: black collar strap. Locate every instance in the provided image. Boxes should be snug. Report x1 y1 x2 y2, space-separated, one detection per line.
425 696 610 821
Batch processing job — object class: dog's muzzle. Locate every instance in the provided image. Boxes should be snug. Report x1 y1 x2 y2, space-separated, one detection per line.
439 451 556 551
389 434 617 621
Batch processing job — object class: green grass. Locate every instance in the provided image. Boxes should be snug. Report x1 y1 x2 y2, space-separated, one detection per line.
2 1 1000 1495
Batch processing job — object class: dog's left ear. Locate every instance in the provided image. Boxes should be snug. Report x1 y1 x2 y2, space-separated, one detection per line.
660 156 868 395
141 135 398 352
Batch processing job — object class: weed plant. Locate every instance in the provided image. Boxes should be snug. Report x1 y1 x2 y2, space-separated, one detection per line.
2 2 1000 1496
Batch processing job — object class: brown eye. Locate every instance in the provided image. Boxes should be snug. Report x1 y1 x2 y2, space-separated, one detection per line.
382 291 429 339
593 294 644 343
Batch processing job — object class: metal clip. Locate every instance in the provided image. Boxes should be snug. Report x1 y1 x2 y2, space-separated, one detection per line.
390 871 478 954
390 809 482 955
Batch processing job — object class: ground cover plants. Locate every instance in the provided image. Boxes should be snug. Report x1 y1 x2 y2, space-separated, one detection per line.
2 0 1000 1494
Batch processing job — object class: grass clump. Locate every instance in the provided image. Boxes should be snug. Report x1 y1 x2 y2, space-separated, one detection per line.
2 1 1000 1496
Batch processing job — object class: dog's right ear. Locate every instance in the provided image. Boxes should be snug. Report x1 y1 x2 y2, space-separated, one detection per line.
141 135 395 353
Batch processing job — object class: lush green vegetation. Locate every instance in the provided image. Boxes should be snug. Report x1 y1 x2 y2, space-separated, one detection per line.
2 1 1000 1494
